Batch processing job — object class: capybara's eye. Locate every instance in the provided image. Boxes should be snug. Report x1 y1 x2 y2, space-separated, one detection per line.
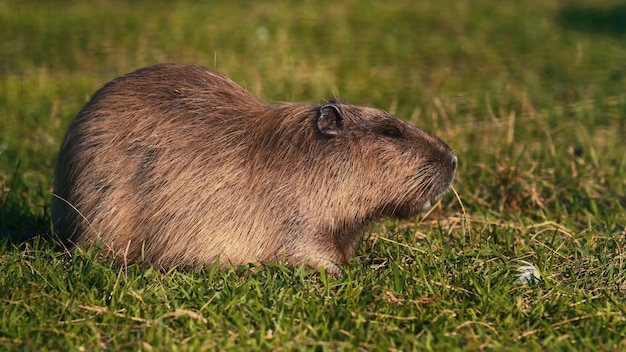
381 127 403 138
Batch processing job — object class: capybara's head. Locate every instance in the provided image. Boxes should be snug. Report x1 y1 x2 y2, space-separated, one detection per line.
307 99 456 219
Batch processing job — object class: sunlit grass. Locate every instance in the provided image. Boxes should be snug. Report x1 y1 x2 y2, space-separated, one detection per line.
1 0 625 350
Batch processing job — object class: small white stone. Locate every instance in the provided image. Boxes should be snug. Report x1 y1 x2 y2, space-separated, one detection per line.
516 260 541 284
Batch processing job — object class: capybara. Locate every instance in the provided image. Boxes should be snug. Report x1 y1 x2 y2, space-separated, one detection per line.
52 63 457 277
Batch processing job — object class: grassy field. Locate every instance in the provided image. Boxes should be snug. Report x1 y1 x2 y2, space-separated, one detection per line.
1 0 625 350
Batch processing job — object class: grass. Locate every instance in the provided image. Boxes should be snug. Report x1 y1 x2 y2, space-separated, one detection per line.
1 0 625 350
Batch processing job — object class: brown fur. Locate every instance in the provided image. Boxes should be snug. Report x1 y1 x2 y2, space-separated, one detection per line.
52 63 457 277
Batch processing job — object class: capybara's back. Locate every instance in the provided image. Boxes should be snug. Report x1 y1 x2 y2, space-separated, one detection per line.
53 63 457 276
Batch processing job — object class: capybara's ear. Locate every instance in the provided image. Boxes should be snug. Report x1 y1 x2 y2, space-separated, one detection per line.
316 104 343 136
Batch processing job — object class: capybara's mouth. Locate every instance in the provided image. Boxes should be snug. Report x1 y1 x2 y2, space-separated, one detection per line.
422 181 454 212
421 194 444 212
420 200 433 212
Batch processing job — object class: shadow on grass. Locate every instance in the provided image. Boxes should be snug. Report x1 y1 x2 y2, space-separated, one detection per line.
0 205 50 247
556 4 626 37
0 169 52 247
